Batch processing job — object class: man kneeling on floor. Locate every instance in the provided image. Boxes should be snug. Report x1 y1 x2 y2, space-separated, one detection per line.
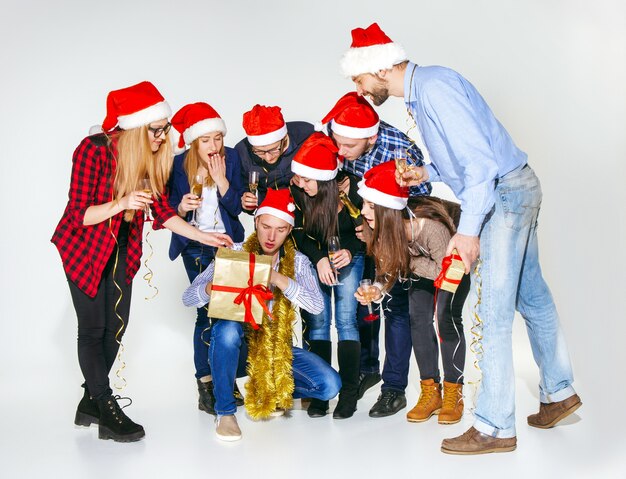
183 188 341 441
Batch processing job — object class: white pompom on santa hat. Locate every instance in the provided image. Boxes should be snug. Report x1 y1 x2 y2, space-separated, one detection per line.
340 23 407 78
291 132 339 181
316 92 380 139
171 102 227 149
101 81 171 132
357 160 409 210
255 188 296 226
242 104 288 146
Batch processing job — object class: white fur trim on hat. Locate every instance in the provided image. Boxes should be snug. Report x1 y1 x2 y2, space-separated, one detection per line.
340 42 407 77
255 206 295 226
183 118 227 145
117 101 172 130
247 124 288 146
291 161 338 181
357 179 408 210
330 119 380 139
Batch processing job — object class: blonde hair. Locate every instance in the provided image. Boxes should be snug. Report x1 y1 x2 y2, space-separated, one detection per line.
183 137 225 188
111 125 173 221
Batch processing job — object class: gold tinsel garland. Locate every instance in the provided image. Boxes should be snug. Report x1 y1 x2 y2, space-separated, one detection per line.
242 233 296 419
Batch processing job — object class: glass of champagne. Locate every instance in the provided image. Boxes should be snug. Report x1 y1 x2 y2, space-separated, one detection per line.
139 178 153 221
249 171 260 200
394 148 408 178
189 174 204 227
328 236 343 286
359 279 379 322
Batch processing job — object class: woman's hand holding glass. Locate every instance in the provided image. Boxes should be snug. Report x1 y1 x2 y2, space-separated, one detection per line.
356 279 381 321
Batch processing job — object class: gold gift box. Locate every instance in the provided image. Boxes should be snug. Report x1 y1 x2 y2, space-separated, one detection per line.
438 250 465 293
207 248 273 326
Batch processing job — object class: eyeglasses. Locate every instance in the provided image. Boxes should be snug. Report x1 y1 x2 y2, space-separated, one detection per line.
148 122 172 138
251 138 285 157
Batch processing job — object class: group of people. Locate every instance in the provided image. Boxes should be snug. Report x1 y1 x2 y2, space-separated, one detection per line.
53 23 581 454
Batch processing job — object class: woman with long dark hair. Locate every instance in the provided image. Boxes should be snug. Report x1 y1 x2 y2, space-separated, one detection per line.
291 132 364 419
52 82 233 443
356 161 470 425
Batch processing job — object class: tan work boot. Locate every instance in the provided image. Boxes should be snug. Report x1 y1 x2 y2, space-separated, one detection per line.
406 379 442 422
215 415 242 442
441 427 517 455
439 381 464 424
527 394 582 429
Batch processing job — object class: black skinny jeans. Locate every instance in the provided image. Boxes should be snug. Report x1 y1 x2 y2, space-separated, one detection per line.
67 224 132 399
408 274 470 384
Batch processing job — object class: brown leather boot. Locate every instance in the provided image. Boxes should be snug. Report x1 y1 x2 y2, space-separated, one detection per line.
406 379 442 423
527 394 582 428
438 381 463 424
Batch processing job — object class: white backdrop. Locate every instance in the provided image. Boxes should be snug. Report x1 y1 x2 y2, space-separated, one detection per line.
1 0 625 477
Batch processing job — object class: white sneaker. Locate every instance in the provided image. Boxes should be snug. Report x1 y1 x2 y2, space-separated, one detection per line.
270 408 285 417
215 415 242 441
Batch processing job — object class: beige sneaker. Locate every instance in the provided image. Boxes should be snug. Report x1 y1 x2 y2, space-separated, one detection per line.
215 415 242 442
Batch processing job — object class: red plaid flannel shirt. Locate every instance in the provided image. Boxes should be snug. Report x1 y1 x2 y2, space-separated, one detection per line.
52 134 176 298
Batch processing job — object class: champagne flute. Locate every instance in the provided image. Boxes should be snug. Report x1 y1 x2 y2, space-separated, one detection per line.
394 148 408 176
328 236 343 286
189 174 204 227
248 171 260 200
139 178 153 221
359 278 379 322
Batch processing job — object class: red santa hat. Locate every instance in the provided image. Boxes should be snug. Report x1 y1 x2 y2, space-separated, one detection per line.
171 102 227 149
102 81 171 132
357 160 409 210
316 92 380 139
291 132 339 181
340 23 407 77
242 105 288 146
255 188 296 226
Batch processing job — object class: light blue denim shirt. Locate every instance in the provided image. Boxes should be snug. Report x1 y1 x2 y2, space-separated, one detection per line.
403 62 527 235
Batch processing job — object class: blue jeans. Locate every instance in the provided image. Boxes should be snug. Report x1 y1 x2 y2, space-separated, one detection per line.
306 253 364 341
209 320 341 416
181 241 217 379
473 165 575 438
380 280 412 392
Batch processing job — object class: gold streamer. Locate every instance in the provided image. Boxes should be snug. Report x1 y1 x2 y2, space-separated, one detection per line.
142 229 159 300
467 259 484 412
109 220 127 391
243 233 296 419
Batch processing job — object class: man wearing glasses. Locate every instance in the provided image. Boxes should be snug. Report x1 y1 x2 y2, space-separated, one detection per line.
236 104 313 213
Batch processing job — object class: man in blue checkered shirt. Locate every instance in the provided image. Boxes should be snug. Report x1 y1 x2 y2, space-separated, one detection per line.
316 92 432 403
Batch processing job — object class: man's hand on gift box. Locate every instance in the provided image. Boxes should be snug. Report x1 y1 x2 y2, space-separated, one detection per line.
446 233 479 274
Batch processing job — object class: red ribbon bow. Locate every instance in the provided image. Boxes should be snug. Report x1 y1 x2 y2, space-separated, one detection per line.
434 253 463 290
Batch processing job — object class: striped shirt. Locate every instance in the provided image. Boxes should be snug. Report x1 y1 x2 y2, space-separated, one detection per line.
340 120 432 197
182 242 324 315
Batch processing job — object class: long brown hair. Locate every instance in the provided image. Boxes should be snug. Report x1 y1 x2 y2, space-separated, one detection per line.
407 196 457 235
302 179 339 245
183 137 226 188
110 125 173 220
366 204 411 291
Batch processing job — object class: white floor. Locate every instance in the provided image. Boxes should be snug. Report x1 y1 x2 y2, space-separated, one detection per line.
1 315 622 479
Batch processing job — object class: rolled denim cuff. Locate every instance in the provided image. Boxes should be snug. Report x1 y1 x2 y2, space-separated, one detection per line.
473 418 516 439
540 385 576 404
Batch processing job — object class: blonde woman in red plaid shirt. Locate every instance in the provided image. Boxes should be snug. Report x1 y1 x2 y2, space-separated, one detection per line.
52 82 233 443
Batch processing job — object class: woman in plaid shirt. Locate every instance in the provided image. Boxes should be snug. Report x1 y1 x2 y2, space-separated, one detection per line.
52 82 232 443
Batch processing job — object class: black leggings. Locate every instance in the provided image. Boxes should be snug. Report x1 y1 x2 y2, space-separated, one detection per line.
408 274 470 384
67 238 132 399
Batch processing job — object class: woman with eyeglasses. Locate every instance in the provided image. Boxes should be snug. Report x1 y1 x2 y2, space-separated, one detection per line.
354 161 470 425
236 104 313 212
168 102 246 415
52 82 233 443
290 132 365 420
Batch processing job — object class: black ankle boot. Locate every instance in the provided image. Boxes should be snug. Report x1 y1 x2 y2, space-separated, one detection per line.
197 379 216 415
75 384 100 427
307 340 332 418
97 395 145 442
333 341 361 419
